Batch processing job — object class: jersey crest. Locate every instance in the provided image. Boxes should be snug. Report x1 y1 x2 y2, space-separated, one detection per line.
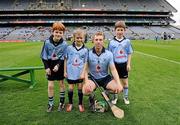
96 64 101 73
72 57 80 66
119 50 124 54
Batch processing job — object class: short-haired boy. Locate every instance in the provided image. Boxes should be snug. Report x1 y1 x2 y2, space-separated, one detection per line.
41 22 68 112
108 21 133 105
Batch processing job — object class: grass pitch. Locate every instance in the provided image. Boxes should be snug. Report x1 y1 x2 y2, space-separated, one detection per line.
0 40 180 125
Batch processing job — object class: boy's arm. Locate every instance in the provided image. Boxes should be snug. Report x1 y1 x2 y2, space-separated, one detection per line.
80 62 87 79
41 42 50 69
42 59 49 69
108 52 120 85
41 59 51 75
127 54 132 72
109 52 122 92
81 49 89 79
63 45 68 78
64 57 67 78
84 63 89 84
109 63 122 93
126 40 133 72
109 64 121 86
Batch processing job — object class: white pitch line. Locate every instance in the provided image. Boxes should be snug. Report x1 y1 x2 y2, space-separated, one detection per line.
135 51 180 65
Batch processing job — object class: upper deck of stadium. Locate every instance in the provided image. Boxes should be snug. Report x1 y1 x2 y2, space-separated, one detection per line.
0 0 177 26
0 0 179 40
0 0 177 12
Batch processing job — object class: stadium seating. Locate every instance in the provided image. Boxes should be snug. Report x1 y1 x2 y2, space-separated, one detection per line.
0 0 177 12
1 25 180 41
0 0 179 40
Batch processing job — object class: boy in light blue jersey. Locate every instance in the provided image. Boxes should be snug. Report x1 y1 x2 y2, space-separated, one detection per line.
64 28 88 112
83 32 123 111
40 22 68 112
108 21 133 105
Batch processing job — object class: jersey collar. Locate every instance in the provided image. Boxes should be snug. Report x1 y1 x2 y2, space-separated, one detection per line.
49 35 64 46
114 36 126 43
72 42 85 51
92 47 105 56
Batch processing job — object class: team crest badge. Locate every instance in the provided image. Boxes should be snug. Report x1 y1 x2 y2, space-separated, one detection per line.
119 50 124 54
96 64 101 73
72 58 80 66
51 52 58 60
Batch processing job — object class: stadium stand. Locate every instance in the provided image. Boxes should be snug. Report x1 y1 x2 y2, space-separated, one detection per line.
0 0 180 41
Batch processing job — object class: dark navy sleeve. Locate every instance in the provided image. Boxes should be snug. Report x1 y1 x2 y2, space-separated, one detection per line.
40 41 48 60
41 40 49 69
42 59 49 69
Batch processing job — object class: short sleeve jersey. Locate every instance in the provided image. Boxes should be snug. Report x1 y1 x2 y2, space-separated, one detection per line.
108 37 133 63
65 43 88 80
88 47 114 79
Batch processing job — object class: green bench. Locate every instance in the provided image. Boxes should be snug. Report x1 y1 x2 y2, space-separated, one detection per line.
0 66 44 88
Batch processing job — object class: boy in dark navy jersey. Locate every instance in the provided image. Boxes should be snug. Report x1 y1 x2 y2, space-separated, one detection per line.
41 22 68 112
83 32 123 111
64 28 88 112
108 21 133 105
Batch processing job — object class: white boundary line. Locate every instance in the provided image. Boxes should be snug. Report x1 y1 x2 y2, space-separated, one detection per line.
135 51 180 65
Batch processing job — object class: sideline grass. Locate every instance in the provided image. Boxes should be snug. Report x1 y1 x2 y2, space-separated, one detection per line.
0 40 180 125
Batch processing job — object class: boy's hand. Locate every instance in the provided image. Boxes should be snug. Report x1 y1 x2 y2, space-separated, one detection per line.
127 64 131 72
53 65 59 72
64 72 67 78
79 73 85 79
115 84 123 93
45 68 51 75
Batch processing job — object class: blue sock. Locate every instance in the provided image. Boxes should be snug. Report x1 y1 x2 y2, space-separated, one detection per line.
123 87 128 98
48 96 54 106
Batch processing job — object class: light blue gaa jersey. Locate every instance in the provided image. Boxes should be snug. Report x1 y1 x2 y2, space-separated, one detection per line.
88 47 114 79
65 43 88 80
41 37 68 61
108 37 133 63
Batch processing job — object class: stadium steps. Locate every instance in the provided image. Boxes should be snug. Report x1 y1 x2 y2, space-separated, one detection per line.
168 26 180 34
148 27 161 35
0 28 16 40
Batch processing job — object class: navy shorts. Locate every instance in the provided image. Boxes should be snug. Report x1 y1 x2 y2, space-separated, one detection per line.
115 62 128 79
47 60 64 81
89 74 113 89
67 79 83 84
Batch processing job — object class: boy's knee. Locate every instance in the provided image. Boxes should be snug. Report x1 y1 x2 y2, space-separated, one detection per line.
48 84 54 90
69 88 73 91
82 86 92 95
59 83 65 88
